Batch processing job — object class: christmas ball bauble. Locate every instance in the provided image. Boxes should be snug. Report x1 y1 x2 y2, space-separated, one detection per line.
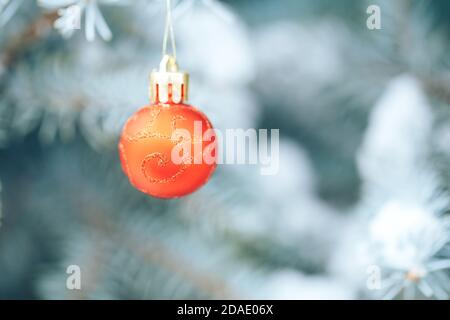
119 103 217 199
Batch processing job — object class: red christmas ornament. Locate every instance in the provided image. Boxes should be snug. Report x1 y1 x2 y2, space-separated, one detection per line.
119 55 217 198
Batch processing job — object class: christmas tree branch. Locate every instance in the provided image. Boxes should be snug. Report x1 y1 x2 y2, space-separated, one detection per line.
421 75 450 106
80 205 237 299
391 0 450 106
0 10 58 73
65 239 110 300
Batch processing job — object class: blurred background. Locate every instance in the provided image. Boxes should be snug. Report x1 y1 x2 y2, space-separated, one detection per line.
1 0 450 299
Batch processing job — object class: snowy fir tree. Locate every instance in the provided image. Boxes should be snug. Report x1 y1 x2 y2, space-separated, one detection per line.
1 0 450 299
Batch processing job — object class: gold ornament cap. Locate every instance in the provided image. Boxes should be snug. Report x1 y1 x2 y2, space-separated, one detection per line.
149 55 189 104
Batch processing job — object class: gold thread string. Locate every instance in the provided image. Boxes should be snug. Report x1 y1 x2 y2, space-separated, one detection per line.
162 0 177 59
